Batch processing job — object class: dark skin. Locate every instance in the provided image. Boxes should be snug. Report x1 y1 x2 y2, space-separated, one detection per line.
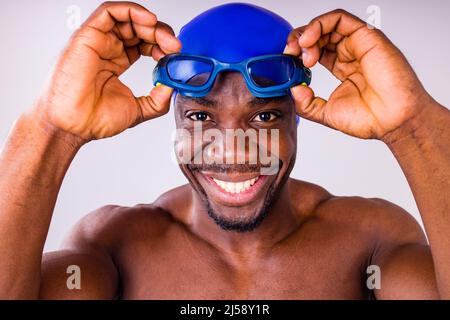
39 73 437 299
0 2 448 299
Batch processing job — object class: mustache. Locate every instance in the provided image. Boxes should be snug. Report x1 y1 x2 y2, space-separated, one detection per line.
187 162 281 174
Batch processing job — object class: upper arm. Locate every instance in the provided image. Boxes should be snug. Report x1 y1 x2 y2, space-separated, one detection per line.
370 199 439 299
40 206 120 299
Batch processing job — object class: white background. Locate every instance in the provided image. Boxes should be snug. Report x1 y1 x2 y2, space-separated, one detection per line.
0 0 449 251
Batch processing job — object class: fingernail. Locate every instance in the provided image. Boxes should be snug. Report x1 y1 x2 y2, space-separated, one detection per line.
160 84 172 92
154 83 172 94
302 48 309 60
290 85 302 96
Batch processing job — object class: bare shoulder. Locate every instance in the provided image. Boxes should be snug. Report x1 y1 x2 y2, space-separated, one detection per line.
58 183 192 254
289 178 436 298
289 177 437 297
320 195 426 245
289 177 427 247
291 178 420 231
40 198 180 299
62 203 177 248
317 193 437 299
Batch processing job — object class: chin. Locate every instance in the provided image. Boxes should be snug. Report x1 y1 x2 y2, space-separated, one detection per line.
183 161 286 233
205 190 275 232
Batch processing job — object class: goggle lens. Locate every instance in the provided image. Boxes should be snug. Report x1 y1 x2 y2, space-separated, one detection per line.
167 57 213 86
247 56 295 88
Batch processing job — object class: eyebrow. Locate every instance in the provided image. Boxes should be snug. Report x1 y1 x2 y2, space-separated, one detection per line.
179 95 288 108
192 97 217 107
180 96 217 107
247 96 288 108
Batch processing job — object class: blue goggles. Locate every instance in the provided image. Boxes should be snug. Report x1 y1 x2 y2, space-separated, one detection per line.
153 53 312 98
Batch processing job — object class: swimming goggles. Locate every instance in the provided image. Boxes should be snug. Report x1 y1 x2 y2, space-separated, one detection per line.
153 53 312 98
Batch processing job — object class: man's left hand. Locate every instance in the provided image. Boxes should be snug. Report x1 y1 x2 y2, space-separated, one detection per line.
284 9 438 141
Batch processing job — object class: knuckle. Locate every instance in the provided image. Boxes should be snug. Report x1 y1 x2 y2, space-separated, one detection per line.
99 1 113 9
308 16 318 25
358 26 384 42
99 1 136 9
157 21 174 34
331 8 348 15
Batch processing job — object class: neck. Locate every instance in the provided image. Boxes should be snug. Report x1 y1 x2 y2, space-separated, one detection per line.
188 178 300 259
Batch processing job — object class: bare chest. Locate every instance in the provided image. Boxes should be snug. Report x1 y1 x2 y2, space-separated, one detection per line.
115 231 372 299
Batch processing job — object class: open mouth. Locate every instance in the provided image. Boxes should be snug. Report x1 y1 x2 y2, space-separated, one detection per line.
212 176 260 194
195 171 274 207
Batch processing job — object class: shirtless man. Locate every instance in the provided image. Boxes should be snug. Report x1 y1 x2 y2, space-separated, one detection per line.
0 2 449 300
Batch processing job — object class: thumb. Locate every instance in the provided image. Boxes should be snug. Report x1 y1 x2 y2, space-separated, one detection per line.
291 84 328 125
135 84 173 122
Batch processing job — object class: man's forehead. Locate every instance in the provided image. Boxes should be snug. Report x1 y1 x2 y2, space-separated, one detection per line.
208 72 252 98
176 72 252 106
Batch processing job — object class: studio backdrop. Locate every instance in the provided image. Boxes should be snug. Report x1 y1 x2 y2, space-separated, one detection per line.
0 0 449 251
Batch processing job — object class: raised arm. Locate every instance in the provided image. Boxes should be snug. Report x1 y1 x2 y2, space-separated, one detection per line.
285 9 450 298
384 100 450 298
0 1 179 299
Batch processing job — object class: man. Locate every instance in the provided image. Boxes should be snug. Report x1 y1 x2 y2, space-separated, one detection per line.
0 1 448 299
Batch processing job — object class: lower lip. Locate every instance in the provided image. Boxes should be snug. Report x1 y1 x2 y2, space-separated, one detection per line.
199 174 269 206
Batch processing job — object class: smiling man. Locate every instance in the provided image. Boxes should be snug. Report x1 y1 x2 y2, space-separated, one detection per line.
0 2 449 300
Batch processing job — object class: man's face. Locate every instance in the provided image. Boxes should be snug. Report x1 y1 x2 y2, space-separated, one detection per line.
174 72 298 232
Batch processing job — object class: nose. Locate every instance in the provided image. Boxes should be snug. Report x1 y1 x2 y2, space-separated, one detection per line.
202 128 260 165
174 123 280 174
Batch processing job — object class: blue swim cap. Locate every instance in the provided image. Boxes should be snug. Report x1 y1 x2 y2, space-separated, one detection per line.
179 3 293 62
175 3 300 124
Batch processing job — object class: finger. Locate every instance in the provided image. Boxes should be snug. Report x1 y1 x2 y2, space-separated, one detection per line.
284 27 305 56
124 46 140 65
139 42 154 57
318 33 331 49
73 27 124 60
154 21 182 54
285 30 332 69
84 1 157 33
114 22 135 41
318 49 338 75
83 2 181 56
152 45 166 61
301 43 321 68
112 20 181 52
298 10 366 67
290 85 328 125
135 84 173 122
123 21 180 56
329 32 344 46
299 9 366 49
138 43 164 61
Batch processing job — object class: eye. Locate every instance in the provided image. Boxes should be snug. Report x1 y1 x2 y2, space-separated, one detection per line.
187 112 212 122
253 111 279 122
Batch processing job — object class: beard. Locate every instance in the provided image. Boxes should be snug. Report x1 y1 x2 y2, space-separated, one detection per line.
186 163 284 233
204 183 278 232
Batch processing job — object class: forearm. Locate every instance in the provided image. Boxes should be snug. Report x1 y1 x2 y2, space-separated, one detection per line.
0 111 82 298
386 101 450 298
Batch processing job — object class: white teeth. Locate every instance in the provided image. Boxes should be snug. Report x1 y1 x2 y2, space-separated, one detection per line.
212 176 259 194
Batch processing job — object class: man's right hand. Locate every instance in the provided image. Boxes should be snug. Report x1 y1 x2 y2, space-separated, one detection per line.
33 1 181 143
